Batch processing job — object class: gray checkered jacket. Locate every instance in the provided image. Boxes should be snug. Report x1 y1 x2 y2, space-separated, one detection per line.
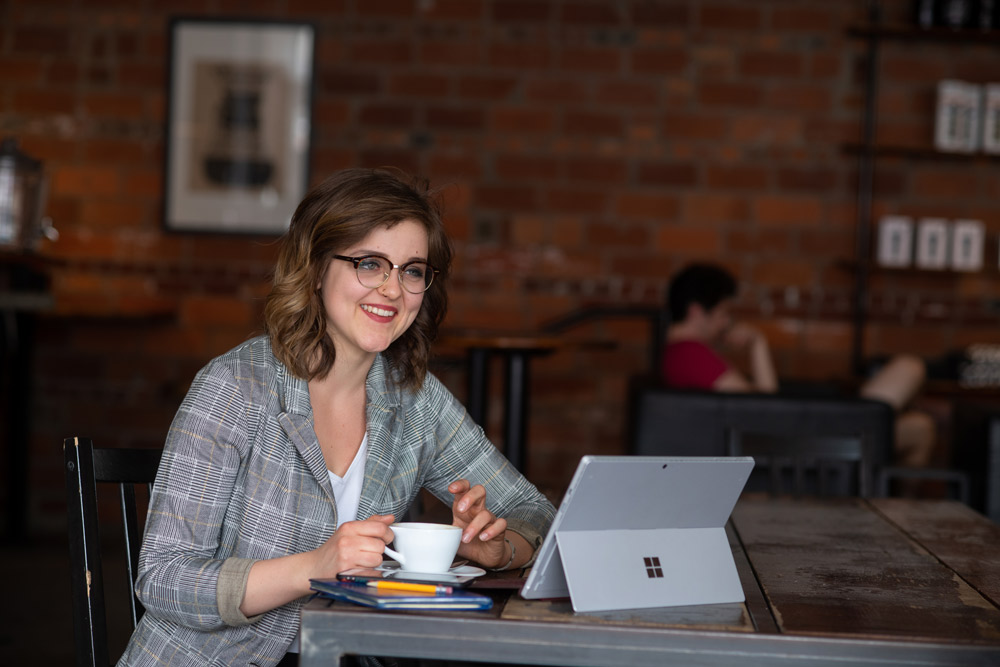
117 335 555 666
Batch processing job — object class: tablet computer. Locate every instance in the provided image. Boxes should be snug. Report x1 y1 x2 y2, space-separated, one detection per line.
519 455 754 611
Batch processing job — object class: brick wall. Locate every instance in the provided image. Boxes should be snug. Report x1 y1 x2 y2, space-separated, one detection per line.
3 0 999 534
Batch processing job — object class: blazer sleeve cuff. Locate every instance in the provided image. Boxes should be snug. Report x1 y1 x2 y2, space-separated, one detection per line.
217 557 262 626
505 518 545 568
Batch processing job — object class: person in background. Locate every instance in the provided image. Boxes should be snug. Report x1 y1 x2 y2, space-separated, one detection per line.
661 262 935 469
118 168 556 667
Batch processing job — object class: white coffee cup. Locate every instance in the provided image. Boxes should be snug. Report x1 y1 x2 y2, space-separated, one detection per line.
383 522 462 573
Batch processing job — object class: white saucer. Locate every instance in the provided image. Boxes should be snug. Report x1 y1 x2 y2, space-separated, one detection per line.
378 561 486 579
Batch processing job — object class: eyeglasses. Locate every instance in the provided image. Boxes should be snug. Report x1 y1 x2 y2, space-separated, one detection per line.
332 254 439 294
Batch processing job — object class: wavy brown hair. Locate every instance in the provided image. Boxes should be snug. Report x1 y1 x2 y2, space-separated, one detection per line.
263 168 452 391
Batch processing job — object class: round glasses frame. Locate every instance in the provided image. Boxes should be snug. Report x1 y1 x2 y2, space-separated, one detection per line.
332 254 439 294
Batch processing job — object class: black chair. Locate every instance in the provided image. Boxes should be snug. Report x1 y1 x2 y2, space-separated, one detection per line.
64 436 161 667
727 428 871 497
627 375 972 501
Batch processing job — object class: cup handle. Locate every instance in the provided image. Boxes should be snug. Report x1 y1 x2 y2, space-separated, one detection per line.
383 545 405 565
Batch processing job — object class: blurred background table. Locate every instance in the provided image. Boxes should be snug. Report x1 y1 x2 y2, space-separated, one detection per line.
437 331 614 474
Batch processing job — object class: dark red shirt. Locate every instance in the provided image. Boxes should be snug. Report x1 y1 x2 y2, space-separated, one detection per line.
661 340 729 390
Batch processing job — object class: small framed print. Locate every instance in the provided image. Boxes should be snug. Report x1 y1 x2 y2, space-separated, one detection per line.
915 218 949 270
934 79 981 153
950 219 985 272
876 215 913 268
164 18 316 234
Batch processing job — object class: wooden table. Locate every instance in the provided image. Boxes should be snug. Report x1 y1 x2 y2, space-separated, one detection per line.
300 497 1000 666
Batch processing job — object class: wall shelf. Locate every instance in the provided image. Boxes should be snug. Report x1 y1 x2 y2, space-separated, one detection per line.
846 1 1000 374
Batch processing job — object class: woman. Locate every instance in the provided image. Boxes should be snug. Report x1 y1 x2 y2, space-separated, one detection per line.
118 168 556 666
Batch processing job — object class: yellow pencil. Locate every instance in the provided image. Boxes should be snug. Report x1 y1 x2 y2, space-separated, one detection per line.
366 580 453 594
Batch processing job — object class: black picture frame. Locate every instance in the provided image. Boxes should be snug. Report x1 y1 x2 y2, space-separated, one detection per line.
164 17 315 234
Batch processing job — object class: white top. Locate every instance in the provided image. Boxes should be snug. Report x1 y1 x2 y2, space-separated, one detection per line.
327 431 368 526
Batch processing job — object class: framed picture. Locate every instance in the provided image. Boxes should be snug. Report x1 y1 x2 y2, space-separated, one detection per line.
164 18 315 234
915 218 949 270
950 219 985 271
876 215 913 268
934 79 980 154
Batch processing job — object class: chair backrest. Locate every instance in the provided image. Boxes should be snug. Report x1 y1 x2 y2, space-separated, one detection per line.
726 429 871 497
64 436 161 667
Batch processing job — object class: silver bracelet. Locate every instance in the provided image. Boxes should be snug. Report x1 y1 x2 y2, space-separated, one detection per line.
490 537 516 571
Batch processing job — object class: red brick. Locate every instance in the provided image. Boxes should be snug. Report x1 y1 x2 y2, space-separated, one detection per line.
475 185 538 210
119 62 164 88
355 0 414 17
565 157 628 183
776 167 839 192
753 196 824 227
740 51 804 78
684 194 750 224
657 226 723 255
427 153 483 179
559 2 621 25
543 188 608 215
615 193 680 220
630 48 687 75
350 40 413 65
510 214 548 244
911 168 984 200
493 1 552 22
594 80 659 107
422 41 482 66
358 104 417 127
730 115 803 144
321 69 381 94
426 106 485 130
12 89 75 114
524 78 588 104
700 5 761 30
557 46 621 73
79 199 149 229
488 43 551 69
750 260 816 288
564 111 622 136
631 3 689 25
699 82 762 108
494 154 560 181
490 107 556 133
315 99 352 126
767 84 833 113
637 162 698 187
83 92 146 119
457 75 518 100
0 57 43 83
13 27 72 55
359 149 419 175
662 113 728 140
52 166 121 197
772 7 840 33
706 165 769 190
419 0 484 21
389 73 450 97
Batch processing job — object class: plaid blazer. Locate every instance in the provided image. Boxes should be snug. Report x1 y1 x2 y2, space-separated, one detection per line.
118 336 555 666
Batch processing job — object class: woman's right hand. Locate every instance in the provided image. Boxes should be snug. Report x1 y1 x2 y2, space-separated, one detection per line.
311 514 395 578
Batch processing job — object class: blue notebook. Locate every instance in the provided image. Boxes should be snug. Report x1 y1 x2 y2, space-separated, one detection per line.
309 578 493 610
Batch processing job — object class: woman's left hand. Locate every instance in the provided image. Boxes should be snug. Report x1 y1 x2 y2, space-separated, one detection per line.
448 479 508 569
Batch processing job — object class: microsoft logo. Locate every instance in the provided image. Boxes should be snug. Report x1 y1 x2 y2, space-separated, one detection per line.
643 556 663 578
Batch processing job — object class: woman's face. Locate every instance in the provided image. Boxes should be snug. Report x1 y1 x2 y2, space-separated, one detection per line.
319 219 429 364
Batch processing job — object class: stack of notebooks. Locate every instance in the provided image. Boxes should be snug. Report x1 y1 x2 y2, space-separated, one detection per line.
310 578 493 610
